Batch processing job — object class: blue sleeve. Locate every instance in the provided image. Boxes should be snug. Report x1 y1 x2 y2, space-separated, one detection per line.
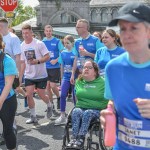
58 53 63 64
72 47 78 56
94 49 100 63
96 40 105 51
4 55 17 76
58 41 64 52
104 67 113 100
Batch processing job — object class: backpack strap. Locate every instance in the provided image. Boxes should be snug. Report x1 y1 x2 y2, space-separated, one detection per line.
0 51 5 73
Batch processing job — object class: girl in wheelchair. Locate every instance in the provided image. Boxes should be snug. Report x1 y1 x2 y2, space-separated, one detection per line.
67 60 108 149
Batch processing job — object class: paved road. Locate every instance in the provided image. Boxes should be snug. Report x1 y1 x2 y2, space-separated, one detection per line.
0 94 74 150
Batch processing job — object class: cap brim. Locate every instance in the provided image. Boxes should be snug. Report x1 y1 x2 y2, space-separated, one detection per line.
108 14 143 26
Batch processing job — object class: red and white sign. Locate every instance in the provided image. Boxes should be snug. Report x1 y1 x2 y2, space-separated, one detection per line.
0 0 18 12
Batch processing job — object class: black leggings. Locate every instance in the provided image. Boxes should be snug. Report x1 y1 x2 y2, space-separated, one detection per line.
0 94 17 149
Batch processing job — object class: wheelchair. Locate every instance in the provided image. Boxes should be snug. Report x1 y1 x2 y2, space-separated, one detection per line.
62 108 113 150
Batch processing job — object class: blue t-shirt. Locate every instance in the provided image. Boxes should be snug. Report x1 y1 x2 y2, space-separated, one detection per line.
0 53 17 100
94 46 125 74
42 37 64 69
75 34 104 60
105 52 150 150
59 48 77 81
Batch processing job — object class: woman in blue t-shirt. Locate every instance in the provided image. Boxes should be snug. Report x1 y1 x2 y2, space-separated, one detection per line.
94 29 125 75
100 2 150 150
0 34 17 150
55 35 77 125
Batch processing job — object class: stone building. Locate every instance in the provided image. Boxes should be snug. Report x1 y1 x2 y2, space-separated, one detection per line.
35 0 150 34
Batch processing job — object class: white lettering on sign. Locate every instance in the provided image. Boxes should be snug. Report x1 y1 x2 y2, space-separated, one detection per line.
0 0 17 6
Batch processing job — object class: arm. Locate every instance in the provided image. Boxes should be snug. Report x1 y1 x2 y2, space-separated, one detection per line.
70 56 77 85
79 49 95 58
51 41 64 65
19 60 26 85
0 75 15 110
15 54 21 74
29 53 50 65
50 57 58 65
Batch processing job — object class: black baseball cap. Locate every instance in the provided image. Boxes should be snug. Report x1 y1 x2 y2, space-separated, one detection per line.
109 2 150 26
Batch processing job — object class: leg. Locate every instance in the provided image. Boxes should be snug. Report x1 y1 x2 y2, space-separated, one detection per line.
37 88 50 104
25 85 38 124
25 85 35 109
0 95 17 150
46 81 53 102
71 108 83 138
60 80 71 113
48 68 60 110
73 109 100 149
50 82 59 98
55 80 70 125
36 79 52 119
78 109 100 136
71 85 76 105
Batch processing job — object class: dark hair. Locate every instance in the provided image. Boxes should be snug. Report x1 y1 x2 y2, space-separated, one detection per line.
22 24 32 30
0 34 5 50
102 29 121 46
78 59 99 80
0 18 8 24
64 35 74 43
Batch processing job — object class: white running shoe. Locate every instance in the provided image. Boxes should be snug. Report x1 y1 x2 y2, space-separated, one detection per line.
54 116 67 125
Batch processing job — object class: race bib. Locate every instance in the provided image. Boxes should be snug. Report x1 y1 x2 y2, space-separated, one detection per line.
118 117 150 149
50 51 54 58
64 65 72 73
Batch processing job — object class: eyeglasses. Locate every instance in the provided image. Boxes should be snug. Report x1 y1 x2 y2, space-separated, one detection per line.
83 66 93 70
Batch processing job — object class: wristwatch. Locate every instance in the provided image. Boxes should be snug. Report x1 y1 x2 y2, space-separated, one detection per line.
37 60 40 64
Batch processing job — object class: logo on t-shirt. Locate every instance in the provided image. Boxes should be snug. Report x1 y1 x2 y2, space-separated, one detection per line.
84 84 96 88
24 48 36 60
145 83 150 92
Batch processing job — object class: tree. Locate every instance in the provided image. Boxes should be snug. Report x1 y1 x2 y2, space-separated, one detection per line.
11 0 36 26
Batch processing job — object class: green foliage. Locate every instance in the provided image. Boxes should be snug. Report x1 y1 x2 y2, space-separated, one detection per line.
11 0 36 26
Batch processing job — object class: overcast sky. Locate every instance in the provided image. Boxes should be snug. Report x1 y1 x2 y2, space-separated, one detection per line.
22 0 39 7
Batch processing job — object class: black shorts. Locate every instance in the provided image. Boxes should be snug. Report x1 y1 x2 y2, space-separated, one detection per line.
24 78 47 89
47 68 60 83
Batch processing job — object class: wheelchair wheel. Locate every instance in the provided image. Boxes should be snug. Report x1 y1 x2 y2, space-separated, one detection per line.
86 121 100 150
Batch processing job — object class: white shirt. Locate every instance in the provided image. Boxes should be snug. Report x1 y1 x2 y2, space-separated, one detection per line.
21 38 49 79
3 32 21 60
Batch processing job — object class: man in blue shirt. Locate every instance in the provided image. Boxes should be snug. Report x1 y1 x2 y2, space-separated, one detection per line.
75 19 104 72
75 19 104 59
43 25 64 110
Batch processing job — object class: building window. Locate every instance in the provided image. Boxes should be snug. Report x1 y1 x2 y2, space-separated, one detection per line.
70 15 77 23
112 9 118 19
61 13 68 23
91 10 97 22
101 8 108 22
